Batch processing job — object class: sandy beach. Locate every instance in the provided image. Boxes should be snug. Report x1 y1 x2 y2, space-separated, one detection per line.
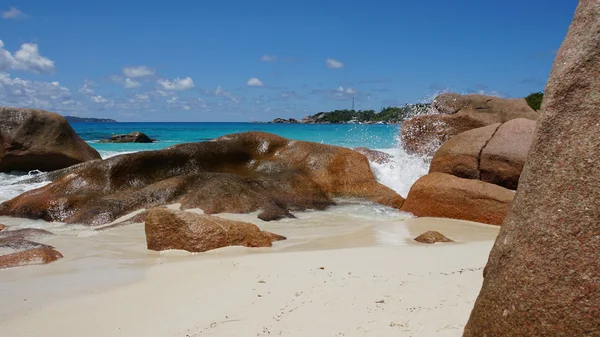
0 211 498 337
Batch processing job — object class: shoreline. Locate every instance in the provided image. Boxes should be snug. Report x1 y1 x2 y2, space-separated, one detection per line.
0 214 498 336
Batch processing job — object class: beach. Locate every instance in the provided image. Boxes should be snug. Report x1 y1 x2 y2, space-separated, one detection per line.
0 209 498 337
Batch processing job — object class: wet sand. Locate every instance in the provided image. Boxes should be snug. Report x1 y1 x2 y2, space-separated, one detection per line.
0 207 499 337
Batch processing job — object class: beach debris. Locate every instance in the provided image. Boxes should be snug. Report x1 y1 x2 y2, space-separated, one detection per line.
319 266 325 270
258 279 266 284
145 208 286 253
413 231 454 244
375 299 385 304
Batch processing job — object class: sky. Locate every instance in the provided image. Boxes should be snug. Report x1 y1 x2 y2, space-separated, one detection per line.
0 0 578 122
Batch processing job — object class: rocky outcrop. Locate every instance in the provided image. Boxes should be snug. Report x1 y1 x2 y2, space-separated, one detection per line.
0 248 63 269
400 93 539 157
99 132 155 143
414 231 454 244
401 173 514 225
464 2 600 336
429 118 536 189
354 147 392 164
270 118 298 124
0 132 403 226
145 208 286 253
0 107 101 172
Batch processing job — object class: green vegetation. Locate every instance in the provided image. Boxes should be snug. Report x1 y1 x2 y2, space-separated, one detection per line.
306 103 431 124
525 92 544 111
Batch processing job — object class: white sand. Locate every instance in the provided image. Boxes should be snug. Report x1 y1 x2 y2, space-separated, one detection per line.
0 215 498 337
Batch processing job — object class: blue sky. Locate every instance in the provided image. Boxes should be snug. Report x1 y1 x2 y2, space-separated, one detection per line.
0 0 577 121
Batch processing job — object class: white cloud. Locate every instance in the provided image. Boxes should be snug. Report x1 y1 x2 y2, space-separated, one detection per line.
209 85 242 104
0 72 80 111
261 54 277 62
135 94 149 101
91 95 107 103
476 90 504 98
0 40 55 73
326 58 344 69
157 77 194 90
79 80 96 95
124 78 141 88
123 66 155 78
337 86 356 94
247 77 264 87
2 7 27 19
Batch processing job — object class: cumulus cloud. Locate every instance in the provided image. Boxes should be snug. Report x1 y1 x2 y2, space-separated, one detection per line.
135 93 149 101
124 78 141 88
261 54 277 62
2 7 27 19
312 86 358 101
0 40 55 73
0 72 80 111
337 86 356 94
123 66 155 78
247 77 264 87
157 77 194 90
91 95 107 103
326 58 343 69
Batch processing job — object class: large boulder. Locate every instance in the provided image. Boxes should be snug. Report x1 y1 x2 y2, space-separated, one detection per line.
401 173 514 225
354 147 392 164
400 93 539 157
145 208 286 252
99 132 155 143
479 118 536 189
429 118 536 189
0 132 404 226
429 123 501 180
0 107 101 172
464 2 600 336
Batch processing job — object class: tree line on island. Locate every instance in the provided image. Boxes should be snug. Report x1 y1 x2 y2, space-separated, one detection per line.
271 92 544 124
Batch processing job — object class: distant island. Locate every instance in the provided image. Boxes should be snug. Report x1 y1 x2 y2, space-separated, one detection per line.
64 116 117 123
270 104 431 124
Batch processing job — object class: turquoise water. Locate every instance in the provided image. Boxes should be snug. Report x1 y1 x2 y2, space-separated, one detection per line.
71 122 401 157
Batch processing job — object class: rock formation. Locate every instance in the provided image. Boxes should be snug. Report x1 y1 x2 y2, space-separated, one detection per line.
145 208 286 252
354 147 392 164
430 118 536 189
401 172 514 225
0 107 101 172
0 248 63 269
400 93 539 157
464 2 600 335
99 132 155 143
0 132 404 226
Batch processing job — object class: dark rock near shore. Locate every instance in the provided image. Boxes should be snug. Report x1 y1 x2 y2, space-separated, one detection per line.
0 132 403 226
0 107 101 173
145 208 286 253
270 118 298 124
99 132 155 143
464 2 600 335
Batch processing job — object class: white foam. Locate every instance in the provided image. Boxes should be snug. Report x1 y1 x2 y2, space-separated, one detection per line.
369 147 430 198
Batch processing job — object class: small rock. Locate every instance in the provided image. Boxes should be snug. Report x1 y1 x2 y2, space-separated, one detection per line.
0 224 6 231
414 231 454 244
0 248 63 269
319 266 325 270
